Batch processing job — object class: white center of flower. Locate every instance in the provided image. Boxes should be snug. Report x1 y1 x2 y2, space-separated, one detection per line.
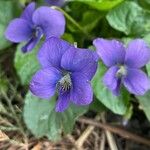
58 73 72 92
116 65 127 78
32 26 43 38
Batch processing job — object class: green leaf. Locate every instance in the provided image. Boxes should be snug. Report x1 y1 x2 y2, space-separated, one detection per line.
123 104 133 120
14 43 40 85
106 1 150 35
144 34 150 75
137 91 150 121
0 0 21 50
138 0 150 10
89 98 106 113
73 0 124 11
80 10 103 32
23 92 88 141
146 62 150 76
62 33 75 44
92 62 130 115
143 33 150 44
0 69 8 94
121 37 132 46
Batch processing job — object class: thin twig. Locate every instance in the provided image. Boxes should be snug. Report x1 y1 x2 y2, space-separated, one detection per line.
76 125 94 149
9 139 26 147
1 92 28 146
101 113 118 150
0 116 15 127
2 93 24 132
0 126 19 131
93 132 99 150
78 117 150 147
75 115 101 149
0 112 14 119
100 132 106 150
67 134 79 150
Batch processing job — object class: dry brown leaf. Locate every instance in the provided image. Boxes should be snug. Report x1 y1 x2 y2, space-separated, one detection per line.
31 142 42 150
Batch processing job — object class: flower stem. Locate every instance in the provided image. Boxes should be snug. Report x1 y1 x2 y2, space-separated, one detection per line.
51 6 90 37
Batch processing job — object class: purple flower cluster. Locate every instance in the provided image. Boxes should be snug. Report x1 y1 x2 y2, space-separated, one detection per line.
5 2 150 112
5 2 65 53
93 38 150 95
30 37 98 112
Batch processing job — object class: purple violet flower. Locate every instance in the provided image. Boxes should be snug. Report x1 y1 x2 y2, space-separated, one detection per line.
5 2 65 53
45 0 65 7
93 38 150 95
30 37 98 112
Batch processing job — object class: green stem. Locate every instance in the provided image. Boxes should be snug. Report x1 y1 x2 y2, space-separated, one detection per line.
51 6 90 37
